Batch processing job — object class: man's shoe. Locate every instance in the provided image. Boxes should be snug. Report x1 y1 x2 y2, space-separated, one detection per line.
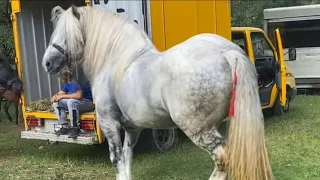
68 127 81 138
55 127 70 136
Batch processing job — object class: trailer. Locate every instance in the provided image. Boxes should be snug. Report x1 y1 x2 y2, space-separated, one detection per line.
264 4 320 89
11 0 232 150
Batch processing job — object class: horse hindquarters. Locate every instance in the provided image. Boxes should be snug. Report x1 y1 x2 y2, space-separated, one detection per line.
163 58 233 179
164 47 273 180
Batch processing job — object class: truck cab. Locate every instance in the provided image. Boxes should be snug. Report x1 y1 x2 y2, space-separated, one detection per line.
231 27 297 115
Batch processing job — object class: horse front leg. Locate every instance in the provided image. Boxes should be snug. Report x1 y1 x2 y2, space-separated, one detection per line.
97 111 125 179
121 127 142 180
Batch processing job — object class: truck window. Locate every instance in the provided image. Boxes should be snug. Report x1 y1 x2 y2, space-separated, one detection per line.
250 32 274 58
267 19 320 48
232 32 248 55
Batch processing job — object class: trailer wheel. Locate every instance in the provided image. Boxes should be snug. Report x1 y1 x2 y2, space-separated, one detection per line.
151 128 178 152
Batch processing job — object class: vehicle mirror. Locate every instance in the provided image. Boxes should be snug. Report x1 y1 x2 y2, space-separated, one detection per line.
288 48 296 61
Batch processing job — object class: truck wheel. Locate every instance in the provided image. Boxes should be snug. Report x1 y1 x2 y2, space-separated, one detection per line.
115 128 179 153
151 128 178 152
283 92 290 112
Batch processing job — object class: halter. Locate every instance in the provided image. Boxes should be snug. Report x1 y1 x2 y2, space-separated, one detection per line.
52 43 72 68
0 76 18 95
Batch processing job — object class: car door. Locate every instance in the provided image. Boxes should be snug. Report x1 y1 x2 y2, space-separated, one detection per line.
274 28 287 106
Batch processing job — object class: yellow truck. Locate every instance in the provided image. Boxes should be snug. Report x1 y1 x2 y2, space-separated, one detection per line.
11 0 232 148
10 0 291 147
231 27 297 115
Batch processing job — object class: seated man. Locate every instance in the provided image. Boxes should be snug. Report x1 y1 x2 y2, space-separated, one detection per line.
51 69 94 138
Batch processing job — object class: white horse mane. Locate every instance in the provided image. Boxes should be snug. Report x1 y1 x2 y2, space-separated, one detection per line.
51 6 156 83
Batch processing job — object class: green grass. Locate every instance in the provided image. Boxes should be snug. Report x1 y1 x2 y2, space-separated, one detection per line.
0 95 320 179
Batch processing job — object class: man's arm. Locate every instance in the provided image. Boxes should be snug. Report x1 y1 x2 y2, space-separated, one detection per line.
59 90 83 100
56 90 66 95
55 84 68 96
51 90 66 102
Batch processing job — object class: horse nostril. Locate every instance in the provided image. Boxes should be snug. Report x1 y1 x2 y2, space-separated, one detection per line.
45 61 51 68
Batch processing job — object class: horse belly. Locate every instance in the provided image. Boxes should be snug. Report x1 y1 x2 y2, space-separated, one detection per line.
123 105 176 129
132 115 176 129
118 89 173 129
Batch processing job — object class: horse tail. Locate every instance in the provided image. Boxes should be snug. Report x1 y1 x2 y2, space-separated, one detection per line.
223 49 274 180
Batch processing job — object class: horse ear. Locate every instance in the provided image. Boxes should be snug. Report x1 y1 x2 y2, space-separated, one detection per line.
51 6 65 26
71 5 80 20
51 6 64 19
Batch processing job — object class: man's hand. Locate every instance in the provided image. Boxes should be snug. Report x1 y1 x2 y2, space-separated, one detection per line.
50 94 57 102
51 94 62 102
55 95 63 101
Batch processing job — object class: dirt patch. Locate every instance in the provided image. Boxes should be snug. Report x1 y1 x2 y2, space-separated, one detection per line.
0 156 11 165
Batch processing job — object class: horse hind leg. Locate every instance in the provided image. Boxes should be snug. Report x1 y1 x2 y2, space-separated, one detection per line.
4 101 12 122
182 126 228 180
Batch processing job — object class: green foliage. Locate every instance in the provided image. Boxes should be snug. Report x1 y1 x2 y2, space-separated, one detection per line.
0 0 14 58
231 0 320 28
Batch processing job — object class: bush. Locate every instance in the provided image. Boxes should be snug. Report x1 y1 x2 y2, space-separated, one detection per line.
0 0 14 59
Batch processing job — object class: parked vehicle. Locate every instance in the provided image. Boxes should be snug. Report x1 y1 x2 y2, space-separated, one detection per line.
231 27 297 114
264 4 320 89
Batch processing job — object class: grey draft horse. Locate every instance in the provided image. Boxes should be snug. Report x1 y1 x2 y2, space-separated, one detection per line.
42 5 273 180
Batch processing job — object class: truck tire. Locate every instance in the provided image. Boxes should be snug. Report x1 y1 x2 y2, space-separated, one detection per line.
124 128 178 153
151 128 179 152
102 128 179 153
283 89 290 112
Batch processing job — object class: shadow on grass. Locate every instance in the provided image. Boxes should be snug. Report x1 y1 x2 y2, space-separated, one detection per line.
0 117 193 166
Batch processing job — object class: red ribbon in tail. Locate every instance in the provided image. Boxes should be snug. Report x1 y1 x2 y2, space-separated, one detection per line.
229 71 238 117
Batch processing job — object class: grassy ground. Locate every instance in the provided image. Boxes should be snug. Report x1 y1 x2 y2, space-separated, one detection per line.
0 95 320 180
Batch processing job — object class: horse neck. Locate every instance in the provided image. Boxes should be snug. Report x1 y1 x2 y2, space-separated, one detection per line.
80 8 157 83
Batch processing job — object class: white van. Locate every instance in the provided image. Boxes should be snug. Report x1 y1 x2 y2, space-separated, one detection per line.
264 4 320 89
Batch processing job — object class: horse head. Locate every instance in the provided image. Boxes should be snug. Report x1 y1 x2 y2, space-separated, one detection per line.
0 55 22 94
42 5 84 75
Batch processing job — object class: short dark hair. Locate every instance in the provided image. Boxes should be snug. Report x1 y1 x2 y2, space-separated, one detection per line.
59 69 72 80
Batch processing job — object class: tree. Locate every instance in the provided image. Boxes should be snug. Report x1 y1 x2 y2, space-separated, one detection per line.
231 0 320 28
0 0 14 58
